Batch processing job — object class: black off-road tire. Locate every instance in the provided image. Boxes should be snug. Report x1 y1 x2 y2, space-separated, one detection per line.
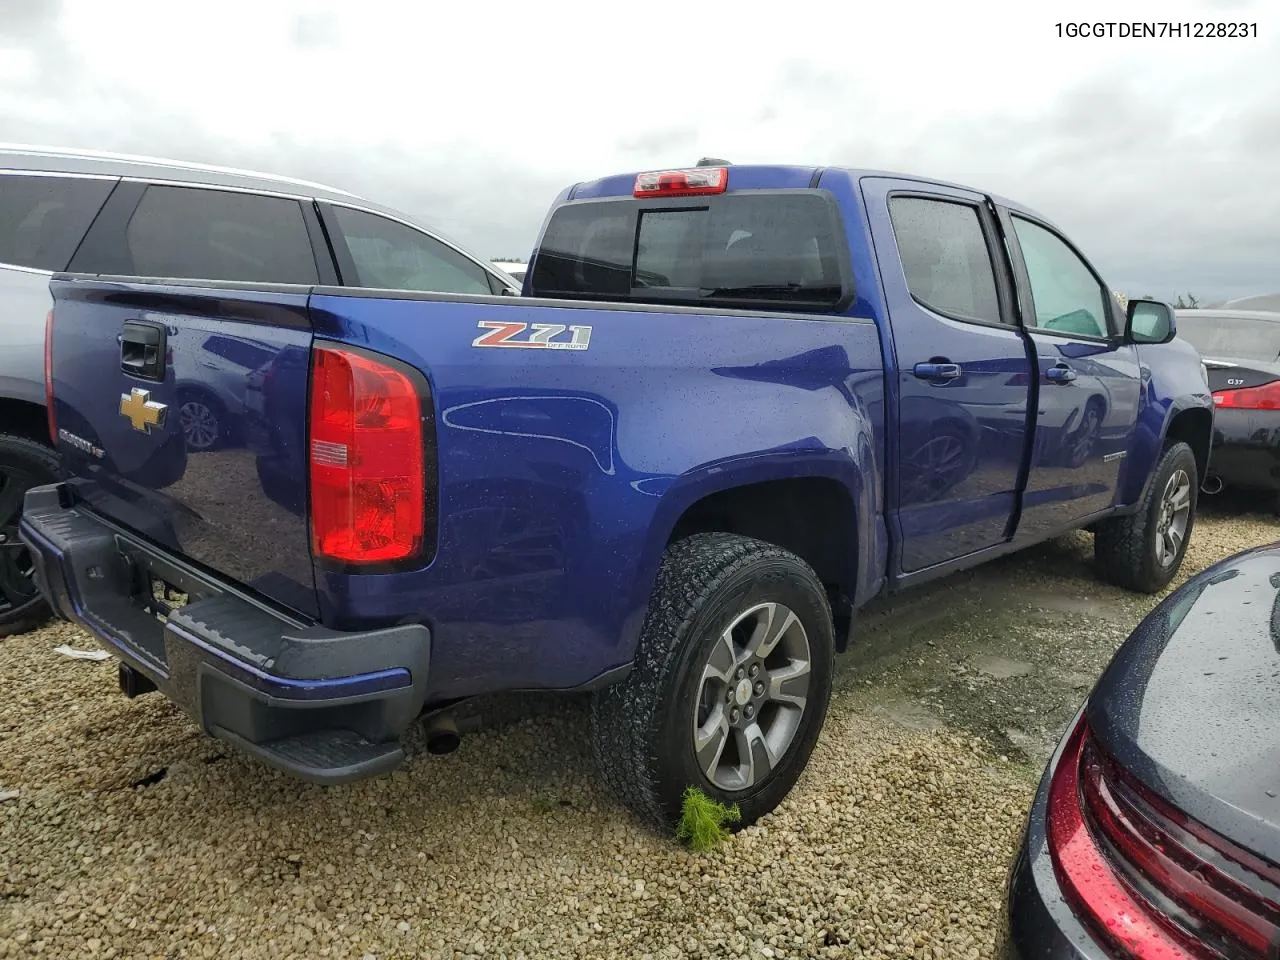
590 533 835 831
0 433 60 637
1094 441 1198 594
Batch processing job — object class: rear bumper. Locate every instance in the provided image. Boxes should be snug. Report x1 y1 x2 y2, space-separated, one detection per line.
18 482 431 784
1209 408 1280 492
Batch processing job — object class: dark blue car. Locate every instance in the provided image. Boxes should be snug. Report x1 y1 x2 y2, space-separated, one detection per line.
22 162 1213 831
1002 540 1280 958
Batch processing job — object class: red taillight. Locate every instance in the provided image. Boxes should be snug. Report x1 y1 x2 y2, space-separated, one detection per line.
44 309 56 445
633 166 728 198
1213 380 1280 410
308 344 427 565
1047 717 1280 958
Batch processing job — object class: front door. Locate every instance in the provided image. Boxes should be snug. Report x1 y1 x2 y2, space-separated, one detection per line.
862 178 1034 574
997 209 1141 540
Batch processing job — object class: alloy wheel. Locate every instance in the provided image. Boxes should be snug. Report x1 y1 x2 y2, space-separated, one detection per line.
692 601 812 792
1154 468 1192 567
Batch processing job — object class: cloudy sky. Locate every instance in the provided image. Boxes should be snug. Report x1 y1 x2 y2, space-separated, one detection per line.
1 0 1276 302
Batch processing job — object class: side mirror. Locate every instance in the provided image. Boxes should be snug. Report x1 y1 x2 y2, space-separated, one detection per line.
1126 299 1177 344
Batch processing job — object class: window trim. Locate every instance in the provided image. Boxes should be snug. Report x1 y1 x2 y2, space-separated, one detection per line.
527 188 857 315
885 190 1019 331
998 207 1124 343
0 169 118 182
300 199 340 285
0 170 120 272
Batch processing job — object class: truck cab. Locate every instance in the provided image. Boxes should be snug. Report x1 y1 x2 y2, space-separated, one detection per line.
525 164 1213 587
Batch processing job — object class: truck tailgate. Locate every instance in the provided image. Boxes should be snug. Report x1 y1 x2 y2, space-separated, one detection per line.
47 279 319 618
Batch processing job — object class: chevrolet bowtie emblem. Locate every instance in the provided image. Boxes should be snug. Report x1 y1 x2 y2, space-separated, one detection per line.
119 388 167 434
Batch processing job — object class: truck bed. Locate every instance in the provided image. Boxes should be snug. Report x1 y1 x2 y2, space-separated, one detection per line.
42 277 886 700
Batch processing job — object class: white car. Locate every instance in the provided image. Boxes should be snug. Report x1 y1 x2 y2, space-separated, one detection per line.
492 260 528 285
0 143 520 636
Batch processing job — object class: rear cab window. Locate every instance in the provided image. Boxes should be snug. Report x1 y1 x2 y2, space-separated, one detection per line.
0 173 115 271
529 191 852 312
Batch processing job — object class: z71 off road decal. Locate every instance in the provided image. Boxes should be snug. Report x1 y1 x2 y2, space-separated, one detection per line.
472 320 592 351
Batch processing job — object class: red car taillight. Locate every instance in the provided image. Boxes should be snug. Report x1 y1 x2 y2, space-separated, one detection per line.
1047 717 1280 958
307 343 431 565
1213 380 1280 411
44 309 56 445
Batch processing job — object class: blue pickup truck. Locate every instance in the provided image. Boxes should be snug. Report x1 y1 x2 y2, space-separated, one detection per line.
21 162 1213 829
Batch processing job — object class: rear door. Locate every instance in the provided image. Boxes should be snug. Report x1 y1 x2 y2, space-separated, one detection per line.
996 208 1141 539
862 178 1033 574
52 184 325 616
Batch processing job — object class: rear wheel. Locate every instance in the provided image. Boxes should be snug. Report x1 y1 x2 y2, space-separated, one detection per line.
0 434 60 637
591 533 834 830
1094 441 1198 594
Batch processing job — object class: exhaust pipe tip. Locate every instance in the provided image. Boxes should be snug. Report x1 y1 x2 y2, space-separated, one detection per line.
423 713 461 755
1202 475 1224 495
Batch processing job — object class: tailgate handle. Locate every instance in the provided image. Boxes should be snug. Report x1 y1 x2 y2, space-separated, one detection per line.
119 321 167 381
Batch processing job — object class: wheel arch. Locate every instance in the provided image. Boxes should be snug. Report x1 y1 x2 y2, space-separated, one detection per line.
1164 406 1213 485
0 397 52 448
635 463 868 654
1119 397 1215 508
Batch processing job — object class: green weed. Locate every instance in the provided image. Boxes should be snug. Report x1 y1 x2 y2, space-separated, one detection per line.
675 786 741 852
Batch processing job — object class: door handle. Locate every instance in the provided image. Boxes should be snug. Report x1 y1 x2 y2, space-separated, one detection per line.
120 320 167 382
913 361 962 381
1045 364 1077 384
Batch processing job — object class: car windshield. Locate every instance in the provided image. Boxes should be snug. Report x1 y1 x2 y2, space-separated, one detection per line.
1176 314 1280 362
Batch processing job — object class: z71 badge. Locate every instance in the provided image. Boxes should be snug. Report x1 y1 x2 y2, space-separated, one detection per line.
472 321 592 351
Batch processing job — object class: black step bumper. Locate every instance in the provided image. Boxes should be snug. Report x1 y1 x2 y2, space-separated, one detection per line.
18 483 431 784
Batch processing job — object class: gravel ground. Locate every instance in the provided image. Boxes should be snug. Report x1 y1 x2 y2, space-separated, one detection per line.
1 495 1276 959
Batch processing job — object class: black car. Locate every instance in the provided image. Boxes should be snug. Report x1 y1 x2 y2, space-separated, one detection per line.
1177 309 1280 502
1001 540 1280 959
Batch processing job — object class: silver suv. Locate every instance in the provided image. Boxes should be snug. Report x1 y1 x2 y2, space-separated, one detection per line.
0 144 519 636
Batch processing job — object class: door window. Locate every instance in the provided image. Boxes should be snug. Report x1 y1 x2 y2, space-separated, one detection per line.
889 196 1002 325
1011 216 1111 338
0 174 114 270
126 185 318 283
331 206 493 295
